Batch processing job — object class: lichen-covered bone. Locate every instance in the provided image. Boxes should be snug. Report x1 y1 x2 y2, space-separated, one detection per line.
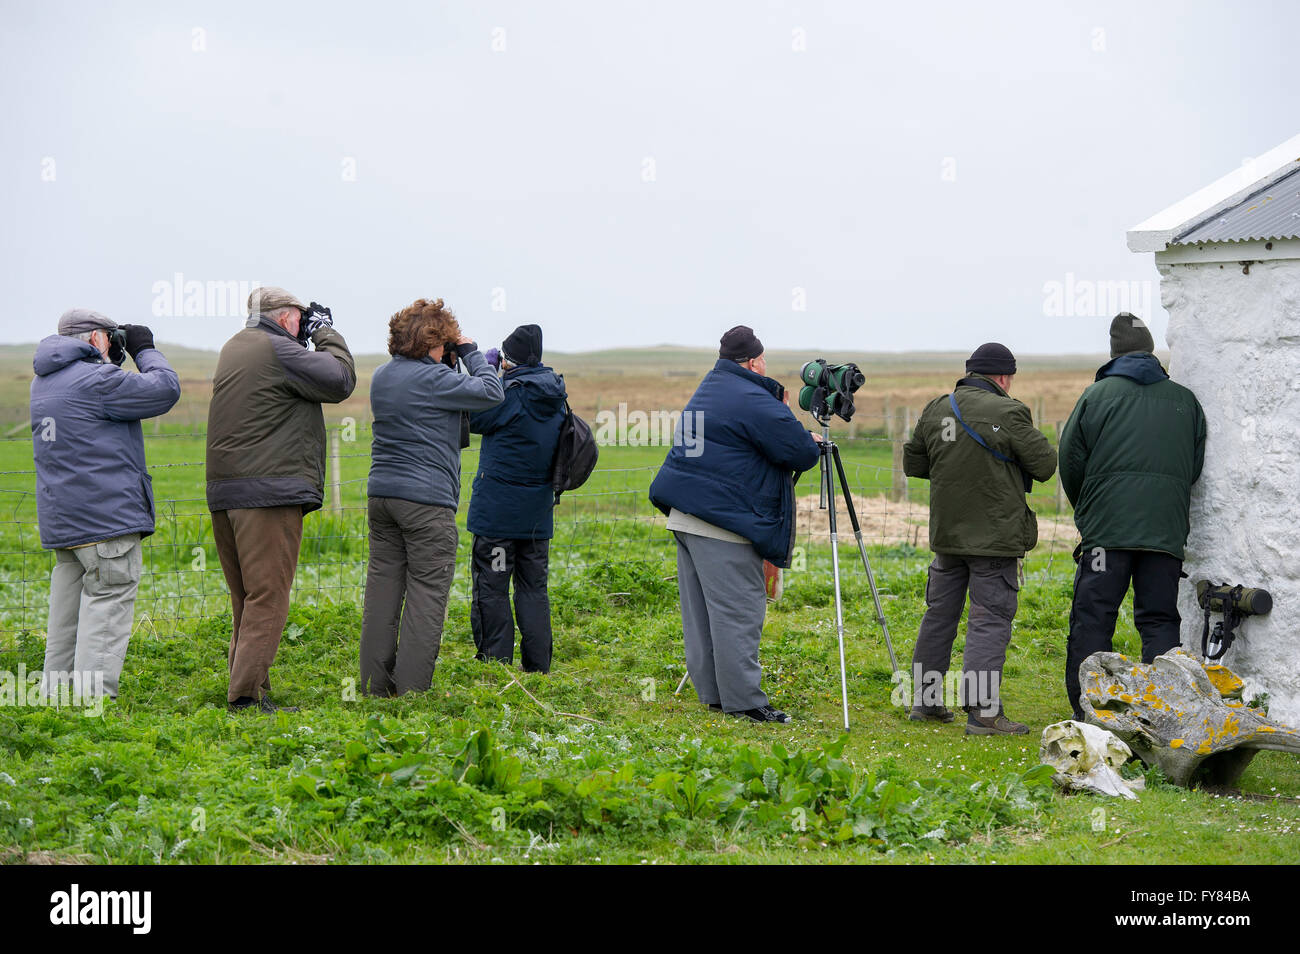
1079 648 1300 787
1040 720 1140 799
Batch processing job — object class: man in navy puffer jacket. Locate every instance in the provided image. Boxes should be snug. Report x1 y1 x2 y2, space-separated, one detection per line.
31 308 180 701
649 326 821 723
468 324 567 673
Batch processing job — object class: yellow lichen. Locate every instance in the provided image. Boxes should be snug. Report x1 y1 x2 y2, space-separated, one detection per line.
1170 739 1184 748
1203 664 1244 697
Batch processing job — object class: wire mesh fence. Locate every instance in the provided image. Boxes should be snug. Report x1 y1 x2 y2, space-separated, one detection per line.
0 413 1082 637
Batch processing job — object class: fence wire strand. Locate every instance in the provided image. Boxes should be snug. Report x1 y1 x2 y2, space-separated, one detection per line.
0 416 1079 637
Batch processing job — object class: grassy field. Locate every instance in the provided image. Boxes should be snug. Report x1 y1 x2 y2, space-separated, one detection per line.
2 348 1296 865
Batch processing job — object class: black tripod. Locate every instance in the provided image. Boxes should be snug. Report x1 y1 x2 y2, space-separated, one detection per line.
814 421 899 730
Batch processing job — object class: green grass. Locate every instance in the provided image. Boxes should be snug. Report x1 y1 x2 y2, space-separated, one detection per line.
0 434 1293 865
1 490 1297 862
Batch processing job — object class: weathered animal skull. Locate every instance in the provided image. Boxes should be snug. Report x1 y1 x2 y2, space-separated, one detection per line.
1041 720 1139 799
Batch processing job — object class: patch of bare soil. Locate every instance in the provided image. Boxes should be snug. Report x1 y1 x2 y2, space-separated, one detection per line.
794 493 1080 552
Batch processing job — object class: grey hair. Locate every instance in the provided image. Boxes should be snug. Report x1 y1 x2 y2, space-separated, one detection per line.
74 331 96 343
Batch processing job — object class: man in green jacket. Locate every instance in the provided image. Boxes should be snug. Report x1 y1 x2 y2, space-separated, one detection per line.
1059 313 1206 720
207 286 357 713
903 343 1058 735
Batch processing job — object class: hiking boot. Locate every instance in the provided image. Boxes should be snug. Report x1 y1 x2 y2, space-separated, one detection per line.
730 704 792 724
965 708 1029 736
909 704 955 723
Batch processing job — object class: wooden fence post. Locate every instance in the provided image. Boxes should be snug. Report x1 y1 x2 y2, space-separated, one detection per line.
890 406 908 502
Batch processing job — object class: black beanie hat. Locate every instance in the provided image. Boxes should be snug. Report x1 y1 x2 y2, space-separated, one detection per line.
1109 312 1155 358
719 325 763 362
965 342 1017 376
503 324 543 366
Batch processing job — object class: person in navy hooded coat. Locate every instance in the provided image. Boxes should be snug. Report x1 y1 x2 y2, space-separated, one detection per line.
467 324 568 673
649 326 821 723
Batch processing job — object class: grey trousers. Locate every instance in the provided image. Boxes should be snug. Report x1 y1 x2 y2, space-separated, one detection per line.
674 531 769 713
359 498 458 696
910 553 1020 712
43 534 143 700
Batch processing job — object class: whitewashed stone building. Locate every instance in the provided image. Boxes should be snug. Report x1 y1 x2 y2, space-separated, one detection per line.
1128 133 1300 726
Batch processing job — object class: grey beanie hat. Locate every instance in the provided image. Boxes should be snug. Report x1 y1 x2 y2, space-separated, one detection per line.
1110 312 1155 358
57 308 118 337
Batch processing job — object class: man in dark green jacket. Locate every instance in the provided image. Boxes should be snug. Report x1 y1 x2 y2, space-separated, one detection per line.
903 343 1057 734
207 286 356 713
1059 313 1206 720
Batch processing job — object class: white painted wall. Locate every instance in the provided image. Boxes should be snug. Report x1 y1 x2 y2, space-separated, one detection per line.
1158 256 1300 727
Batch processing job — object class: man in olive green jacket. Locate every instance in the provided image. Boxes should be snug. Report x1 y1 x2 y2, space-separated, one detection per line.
903 343 1057 734
1059 313 1205 720
207 286 357 713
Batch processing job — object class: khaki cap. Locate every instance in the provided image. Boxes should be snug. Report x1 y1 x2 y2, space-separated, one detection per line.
248 286 307 316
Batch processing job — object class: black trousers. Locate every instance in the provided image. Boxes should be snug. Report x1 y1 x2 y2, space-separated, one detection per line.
1066 548 1183 719
470 535 553 673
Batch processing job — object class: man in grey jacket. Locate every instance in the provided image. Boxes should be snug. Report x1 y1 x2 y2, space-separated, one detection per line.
31 309 181 702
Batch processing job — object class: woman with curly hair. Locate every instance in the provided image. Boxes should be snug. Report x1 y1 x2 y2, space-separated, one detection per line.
359 298 504 695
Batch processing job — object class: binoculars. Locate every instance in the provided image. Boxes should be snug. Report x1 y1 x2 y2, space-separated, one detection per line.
1196 581 1272 617
1196 580 1273 660
798 359 865 424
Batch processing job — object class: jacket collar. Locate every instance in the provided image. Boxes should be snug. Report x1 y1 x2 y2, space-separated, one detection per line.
247 313 301 344
505 363 553 380
1096 351 1169 384
955 372 1008 397
713 358 785 402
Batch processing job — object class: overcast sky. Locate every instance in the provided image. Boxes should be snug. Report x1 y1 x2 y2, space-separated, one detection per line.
2 0 1296 356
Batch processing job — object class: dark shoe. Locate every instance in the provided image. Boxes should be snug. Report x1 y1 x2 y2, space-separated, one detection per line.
965 709 1028 735
730 704 792 724
909 704 955 723
228 695 298 714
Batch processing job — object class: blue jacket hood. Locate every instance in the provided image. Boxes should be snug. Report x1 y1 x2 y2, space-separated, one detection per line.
647 358 818 567
713 357 786 401
504 365 567 420
1096 352 1168 385
34 335 100 376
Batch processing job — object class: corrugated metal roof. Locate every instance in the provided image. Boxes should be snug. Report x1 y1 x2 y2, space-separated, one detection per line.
1174 167 1300 245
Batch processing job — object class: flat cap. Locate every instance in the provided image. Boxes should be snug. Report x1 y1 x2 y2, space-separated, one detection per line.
247 286 307 316
57 308 118 336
